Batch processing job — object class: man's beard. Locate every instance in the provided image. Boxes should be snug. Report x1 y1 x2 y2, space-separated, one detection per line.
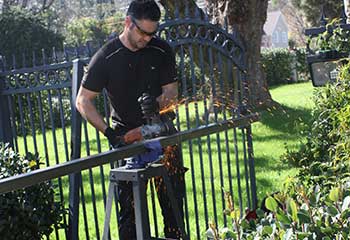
128 34 147 50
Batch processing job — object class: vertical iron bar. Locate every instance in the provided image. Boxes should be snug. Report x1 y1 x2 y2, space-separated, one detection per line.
57 89 70 161
246 126 257 209
207 46 218 225
25 91 38 155
224 56 234 198
83 119 100 239
47 89 67 234
0 77 13 146
197 44 209 231
69 58 84 240
189 43 208 235
37 91 50 166
241 128 251 210
233 128 243 214
17 94 29 154
8 96 18 151
216 52 229 226
180 44 200 239
149 179 159 238
80 175 90 240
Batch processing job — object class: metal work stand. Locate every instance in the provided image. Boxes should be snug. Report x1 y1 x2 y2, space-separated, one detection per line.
103 164 188 240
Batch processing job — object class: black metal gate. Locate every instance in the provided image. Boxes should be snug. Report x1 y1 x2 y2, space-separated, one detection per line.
0 6 258 240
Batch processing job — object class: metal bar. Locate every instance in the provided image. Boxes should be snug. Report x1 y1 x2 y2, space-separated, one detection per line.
233 127 243 214
47 88 68 234
0 61 76 77
188 42 204 238
241 128 251 210
0 114 258 194
216 52 228 226
198 44 209 233
134 178 151 239
225 59 236 206
0 76 13 146
179 43 200 240
1 81 72 95
37 91 50 166
8 96 18 151
25 91 38 155
80 175 90 240
84 119 100 239
149 179 159 238
207 46 218 225
17 94 29 154
246 126 257 209
57 89 70 161
68 58 84 240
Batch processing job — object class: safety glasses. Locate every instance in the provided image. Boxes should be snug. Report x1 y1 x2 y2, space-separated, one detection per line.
131 17 158 37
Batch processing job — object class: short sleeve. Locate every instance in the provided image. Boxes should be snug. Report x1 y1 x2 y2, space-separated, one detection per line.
159 43 177 86
81 49 108 92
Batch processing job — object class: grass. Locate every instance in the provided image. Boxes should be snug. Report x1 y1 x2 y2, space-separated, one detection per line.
11 82 315 239
252 82 314 198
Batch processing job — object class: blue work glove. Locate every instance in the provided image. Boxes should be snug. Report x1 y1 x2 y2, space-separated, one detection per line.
125 140 163 169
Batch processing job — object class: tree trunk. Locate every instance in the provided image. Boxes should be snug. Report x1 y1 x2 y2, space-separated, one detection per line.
159 0 274 109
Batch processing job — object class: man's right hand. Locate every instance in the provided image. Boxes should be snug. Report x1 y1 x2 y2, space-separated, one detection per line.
104 127 125 148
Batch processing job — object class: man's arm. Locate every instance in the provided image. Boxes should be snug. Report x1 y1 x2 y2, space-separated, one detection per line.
76 86 108 133
157 82 178 110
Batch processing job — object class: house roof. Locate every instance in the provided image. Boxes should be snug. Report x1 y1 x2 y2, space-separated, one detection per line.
264 11 283 35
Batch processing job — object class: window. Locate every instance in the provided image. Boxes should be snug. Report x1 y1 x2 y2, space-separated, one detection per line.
281 32 288 43
273 32 279 43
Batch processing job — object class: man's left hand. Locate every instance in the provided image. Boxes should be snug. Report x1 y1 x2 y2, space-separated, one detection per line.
138 93 159 118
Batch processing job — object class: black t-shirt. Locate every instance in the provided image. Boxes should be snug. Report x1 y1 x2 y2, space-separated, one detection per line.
82 37 177 130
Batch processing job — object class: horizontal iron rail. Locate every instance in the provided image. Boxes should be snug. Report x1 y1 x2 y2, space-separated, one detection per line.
1 82 72 95
0 113 259 194
0 61 73 76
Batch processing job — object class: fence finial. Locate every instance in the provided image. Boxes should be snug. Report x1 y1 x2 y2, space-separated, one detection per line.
12 54 17 70
184 0 190 18
194 6 201 19
174 1 180 19
32 51 36 67
320 6 327 26
22 52 26 68
341 3 347 24
1 56 7 71
52 47 58 63
42 49 47 65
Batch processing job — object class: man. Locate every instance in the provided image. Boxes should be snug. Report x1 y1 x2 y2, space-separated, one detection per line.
75 1 186 239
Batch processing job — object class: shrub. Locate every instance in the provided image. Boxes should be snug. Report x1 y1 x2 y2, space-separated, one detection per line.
281 61 350 167
261 48 294 86
0 143 66 239
207 180 350 240
0 7 63 67
261 48 310 86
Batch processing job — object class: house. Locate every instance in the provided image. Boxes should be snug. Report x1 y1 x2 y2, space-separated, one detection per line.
262 11 289 48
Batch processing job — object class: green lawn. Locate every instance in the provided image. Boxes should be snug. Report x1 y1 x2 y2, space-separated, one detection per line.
12 82 315 239
253 82 314 199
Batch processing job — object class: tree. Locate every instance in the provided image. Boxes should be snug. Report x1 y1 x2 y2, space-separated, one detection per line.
160 0 273 108
291 0 343 26
1 0 55 14
0 7 63 66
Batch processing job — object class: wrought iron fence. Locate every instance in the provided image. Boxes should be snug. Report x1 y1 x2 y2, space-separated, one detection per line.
0 7 258 240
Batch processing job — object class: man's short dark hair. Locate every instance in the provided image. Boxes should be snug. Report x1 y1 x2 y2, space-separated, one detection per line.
126 0 161 22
